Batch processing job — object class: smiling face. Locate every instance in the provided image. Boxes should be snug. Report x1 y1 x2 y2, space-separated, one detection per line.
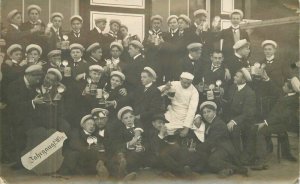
201 107 216 123
110 75 122 89
121 111 135 127
263 44 276 58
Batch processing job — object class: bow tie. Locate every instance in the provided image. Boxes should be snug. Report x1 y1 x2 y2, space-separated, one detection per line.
266 59 274 64
211 65 220 71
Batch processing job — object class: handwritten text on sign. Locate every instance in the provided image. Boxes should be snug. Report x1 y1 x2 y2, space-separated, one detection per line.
21 131 67 170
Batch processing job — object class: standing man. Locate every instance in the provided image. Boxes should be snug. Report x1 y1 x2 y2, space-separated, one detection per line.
20 5 46 56
103 19 122 59
122 40 146 91
179 43 203 84
88 17 107 46
226 39 251 79
219 9 250 59
67 15 87 47
5 65 44 168
191 9 213 60
143 15 165 84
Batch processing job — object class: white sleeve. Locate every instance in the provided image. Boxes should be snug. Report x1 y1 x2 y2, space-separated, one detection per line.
183 88 199 128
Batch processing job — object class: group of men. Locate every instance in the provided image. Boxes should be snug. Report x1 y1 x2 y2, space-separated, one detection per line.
0 4 299 180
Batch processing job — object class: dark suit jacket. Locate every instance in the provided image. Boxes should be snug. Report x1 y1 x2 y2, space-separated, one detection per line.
47 27 63 51
179 55 203 84
224 84 256 125
122 54 146 90
69 129 98 153
5 77 36 128
201 116 239 158
226 54 250 78
67 30 87 47
111 120 144 153
201 62 226 86
219 27 249 58
67 59 89 79
259 57 290 88
190 24 214 58
20 21 47 51
5 24 32 48
266 94 299 128
85 56 106 67
132 83 163 124
87 28 105 46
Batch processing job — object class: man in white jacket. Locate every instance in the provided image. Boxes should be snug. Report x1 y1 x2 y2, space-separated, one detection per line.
159 72 199 137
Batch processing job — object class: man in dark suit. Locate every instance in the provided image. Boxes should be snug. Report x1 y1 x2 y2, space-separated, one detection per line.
190 9 214 61
122 40 146 91
5 65 44 168
260 40 290 89
226 39 251 79
161 15 179 82
5 9 40 48
223 68 256 164
46 12 64 52
256 80 299 162
87 18 107 46
193 101 247 177
102 19 122 59
85 42 106 67
160 14 196 81
67 15 87 47
118 67 163 132
20 5 46 56
179 43 203 84
218 9 249 59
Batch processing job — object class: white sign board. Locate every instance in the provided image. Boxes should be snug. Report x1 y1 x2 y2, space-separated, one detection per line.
21 131 67 170
90 0 145 9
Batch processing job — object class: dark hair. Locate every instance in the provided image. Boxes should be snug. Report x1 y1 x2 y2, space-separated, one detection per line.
200 104 217 113
27 48 41 55
210 49 223 56
121 109 134 119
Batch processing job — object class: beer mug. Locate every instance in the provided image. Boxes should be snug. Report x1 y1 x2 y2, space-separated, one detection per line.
64 67 71 77
207 90 214 100
96 89 103 99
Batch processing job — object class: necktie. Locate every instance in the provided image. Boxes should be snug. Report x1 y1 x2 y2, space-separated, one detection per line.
267 59 273 64
211 66 219 71
74 32 80 38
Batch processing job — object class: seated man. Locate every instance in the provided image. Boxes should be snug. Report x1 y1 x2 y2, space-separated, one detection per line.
60 114 108 177
110 106 145 179
256 79 299 162
223 68 256 164
193 101 247 177
149 114 206 177
158 72 199 138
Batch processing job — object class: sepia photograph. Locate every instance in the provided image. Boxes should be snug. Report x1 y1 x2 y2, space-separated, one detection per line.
0 0 299 183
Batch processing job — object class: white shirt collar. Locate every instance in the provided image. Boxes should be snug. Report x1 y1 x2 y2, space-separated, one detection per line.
188 54 195 60
287 92 296 96
231 25 240 29
83 130 91 135
237 83 246 91
11 24 19 30
133 53 141 60
235 52 243 59
99 129 105 137
74 58 82 63
145 82 153 88
266 55 275 61
95 26 102 34
112 57 120 64
126 125 135 129
170 28 178 33
11 59 18 64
